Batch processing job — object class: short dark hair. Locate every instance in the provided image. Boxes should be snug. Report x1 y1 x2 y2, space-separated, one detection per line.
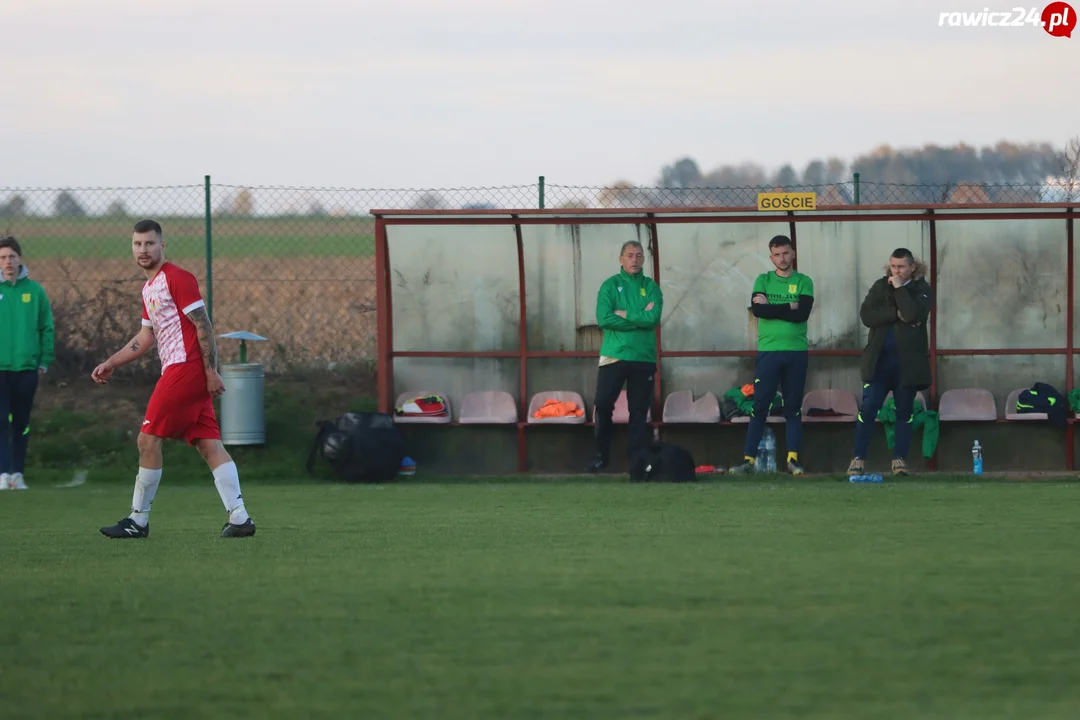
769 234 792 249
133 219 162 236
0 236 23 256
891 247 915 263
620 240 644 255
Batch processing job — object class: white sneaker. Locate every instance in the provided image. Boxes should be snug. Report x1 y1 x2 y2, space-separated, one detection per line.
0 473 9 490
11 473 26 490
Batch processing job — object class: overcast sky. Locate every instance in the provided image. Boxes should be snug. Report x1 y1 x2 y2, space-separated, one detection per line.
2 0 1075 190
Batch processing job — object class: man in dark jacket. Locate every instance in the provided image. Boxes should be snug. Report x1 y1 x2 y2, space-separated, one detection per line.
847 248 933 477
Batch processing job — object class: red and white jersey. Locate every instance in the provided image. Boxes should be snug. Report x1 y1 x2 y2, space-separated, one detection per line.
141 262 206 372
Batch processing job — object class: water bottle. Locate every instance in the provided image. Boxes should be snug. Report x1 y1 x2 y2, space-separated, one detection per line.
756 427 777 473
972 441 983 475
849 474 884 483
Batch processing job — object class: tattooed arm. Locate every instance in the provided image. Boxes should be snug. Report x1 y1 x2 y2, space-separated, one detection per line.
185 307 218 373
91 325 156 384
185 306 226 397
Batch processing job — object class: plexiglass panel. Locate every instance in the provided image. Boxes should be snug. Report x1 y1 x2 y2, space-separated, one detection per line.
936 219 1067 349
388 224 521 352
654 221 790 351
521 223 653 351
936 355 1066 412
795 220 931 349
659 357 754 401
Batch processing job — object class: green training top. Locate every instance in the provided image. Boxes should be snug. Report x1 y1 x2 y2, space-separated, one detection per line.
752 270 814 352
0 266 55 373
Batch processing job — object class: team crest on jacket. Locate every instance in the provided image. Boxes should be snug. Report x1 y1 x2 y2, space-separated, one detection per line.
21 293 30 302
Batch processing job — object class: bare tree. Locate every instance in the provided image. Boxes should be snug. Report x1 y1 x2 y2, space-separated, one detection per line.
231 189 255 216
105 199 128 217
596 181 638 208
411 192 447 210
0 195 28 218
1061 135 1080 200
55 190 86 217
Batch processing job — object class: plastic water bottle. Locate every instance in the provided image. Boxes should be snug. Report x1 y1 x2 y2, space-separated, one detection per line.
756 427 777 473
972 441 983 475
849 474 884 483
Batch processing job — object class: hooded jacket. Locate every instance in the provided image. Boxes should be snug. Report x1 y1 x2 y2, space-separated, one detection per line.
0 264 55 373
596 267 663 364
859 263 933 390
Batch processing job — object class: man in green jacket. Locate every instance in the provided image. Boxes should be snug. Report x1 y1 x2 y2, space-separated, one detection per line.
847 248 933 477
0 236 55 491
585 240 663 479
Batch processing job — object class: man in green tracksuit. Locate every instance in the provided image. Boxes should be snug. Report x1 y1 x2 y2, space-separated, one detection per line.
0 236 54 491
585 240 663 480
729 235 814 475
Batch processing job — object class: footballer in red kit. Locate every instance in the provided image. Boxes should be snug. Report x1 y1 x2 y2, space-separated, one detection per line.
93 219 256 539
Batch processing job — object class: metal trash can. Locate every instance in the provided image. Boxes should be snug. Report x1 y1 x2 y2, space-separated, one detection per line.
218 331 269 446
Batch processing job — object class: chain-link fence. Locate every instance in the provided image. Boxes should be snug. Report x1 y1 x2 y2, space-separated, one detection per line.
0 177 1071 377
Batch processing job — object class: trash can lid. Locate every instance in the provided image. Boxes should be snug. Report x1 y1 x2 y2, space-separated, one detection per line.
220 331 269 341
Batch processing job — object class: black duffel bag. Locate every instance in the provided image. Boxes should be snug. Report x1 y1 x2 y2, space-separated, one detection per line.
306 412 407 483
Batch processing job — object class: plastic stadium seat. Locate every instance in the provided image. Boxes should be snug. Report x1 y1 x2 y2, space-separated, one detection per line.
661 390 720 423
393 390 452 424
938 388 998 421
592 389 652 424
801 389 859 423
1005 388 1047 421
527 391 587 424
459 391 518 424
731 393 785 424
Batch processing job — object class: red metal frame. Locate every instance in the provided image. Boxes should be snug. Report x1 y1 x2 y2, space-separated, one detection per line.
373 204 1080 472
514 218 528 472
647 214 662 421
927 211 938 471
1068 208 1075 469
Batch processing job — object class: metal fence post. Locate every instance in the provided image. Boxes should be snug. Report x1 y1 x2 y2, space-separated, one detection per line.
538 175 545 209
853 172 860 205
204 174 213 321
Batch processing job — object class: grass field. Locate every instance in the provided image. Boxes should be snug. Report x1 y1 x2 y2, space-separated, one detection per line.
3 216 376 259
3 478 1080 719
5 377 1080 718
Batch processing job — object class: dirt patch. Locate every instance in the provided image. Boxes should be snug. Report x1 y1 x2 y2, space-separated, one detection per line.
30 256 377 372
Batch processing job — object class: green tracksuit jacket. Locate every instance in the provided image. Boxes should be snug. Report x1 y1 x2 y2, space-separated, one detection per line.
0 265 55 373
596 268 663 364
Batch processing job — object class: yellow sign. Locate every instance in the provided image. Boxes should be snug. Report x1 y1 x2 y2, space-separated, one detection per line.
757 192 816 211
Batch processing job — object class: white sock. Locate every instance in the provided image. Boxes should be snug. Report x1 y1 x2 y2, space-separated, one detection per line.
213 461 249 524
129 467 162 527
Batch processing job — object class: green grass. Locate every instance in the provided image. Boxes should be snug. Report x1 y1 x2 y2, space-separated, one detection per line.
4 216 375 259
2 479 1080 719
8 377 1080 717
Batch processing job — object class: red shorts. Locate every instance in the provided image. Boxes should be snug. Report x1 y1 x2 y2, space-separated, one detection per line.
142 360 220 445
